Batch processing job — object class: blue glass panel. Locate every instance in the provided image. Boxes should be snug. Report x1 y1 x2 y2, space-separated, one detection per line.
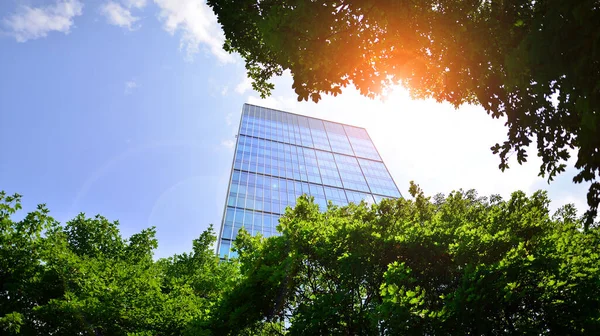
219 239 231 259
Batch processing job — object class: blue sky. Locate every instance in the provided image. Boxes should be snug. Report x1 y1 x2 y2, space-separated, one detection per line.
0 0 590 258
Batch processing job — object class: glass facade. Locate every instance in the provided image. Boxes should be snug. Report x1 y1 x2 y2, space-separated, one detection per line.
217 104 401 258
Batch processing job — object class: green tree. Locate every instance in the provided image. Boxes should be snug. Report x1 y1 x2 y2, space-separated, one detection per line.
207 185 600 335
0 191 237 335
207 0 600 226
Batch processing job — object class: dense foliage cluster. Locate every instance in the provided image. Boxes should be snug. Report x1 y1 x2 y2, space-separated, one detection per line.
2 185 600 335
207 0 600 226
0 191 237 335
212 184 600 335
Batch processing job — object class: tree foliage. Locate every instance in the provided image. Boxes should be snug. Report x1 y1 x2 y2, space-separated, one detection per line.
3 187 600 335
207 185 600 335
0 191 238 335
207 0 600 226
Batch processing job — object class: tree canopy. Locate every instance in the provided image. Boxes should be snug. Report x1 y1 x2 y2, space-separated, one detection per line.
3 187 600 335
208 185 600 335
207 0 600 227
0 191 238 335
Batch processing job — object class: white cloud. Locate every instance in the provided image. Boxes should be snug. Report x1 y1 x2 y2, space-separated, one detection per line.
221 139 235 149
125 80 138 94
123 0 148 9
243 71 588 212
154 0 233 63
2 0 83 42
100 2 140 30
206 77 229 97
225 112 234 126
235 76 252 95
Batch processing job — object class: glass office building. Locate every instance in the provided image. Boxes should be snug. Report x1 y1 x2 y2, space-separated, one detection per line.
217 104 401 258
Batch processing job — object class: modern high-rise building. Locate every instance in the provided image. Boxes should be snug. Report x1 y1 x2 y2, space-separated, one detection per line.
217 104 401 258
